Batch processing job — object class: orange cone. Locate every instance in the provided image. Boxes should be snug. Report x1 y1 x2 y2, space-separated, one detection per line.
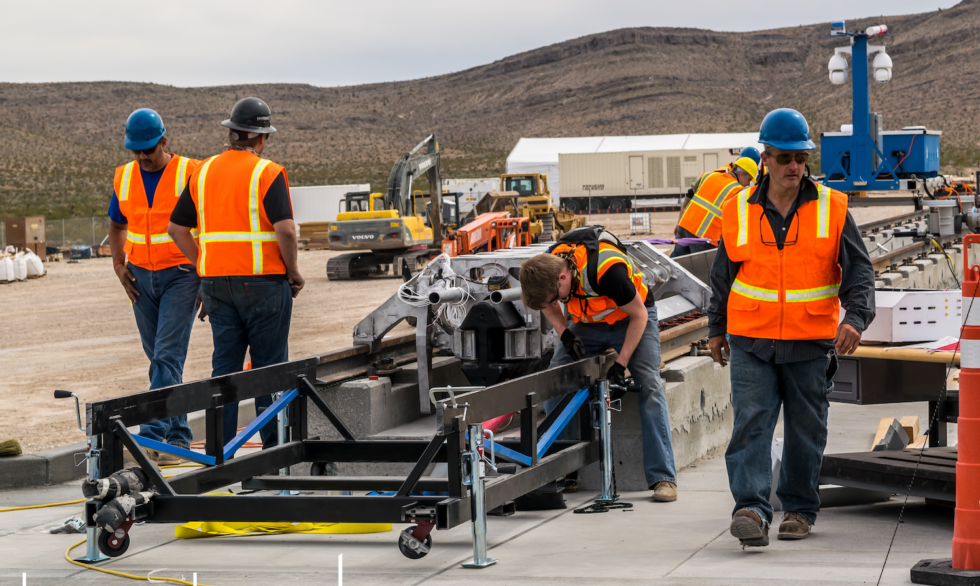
954 235 980 570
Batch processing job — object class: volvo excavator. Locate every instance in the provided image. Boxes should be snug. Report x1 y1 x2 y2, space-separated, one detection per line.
326 135 443 280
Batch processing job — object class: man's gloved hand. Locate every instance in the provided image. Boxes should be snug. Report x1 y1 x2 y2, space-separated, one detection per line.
561 329 585 361
608 362 628 400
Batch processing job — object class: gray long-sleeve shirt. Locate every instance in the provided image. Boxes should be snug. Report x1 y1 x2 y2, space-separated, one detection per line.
707 176 876 363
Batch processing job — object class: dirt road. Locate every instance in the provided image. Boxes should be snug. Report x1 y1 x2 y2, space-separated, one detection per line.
0 207 907 453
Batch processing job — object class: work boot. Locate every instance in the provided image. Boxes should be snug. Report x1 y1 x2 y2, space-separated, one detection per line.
778 511 812 540
651 481 677 502
157 447 190 467
143 449 159 463
730 509 769 547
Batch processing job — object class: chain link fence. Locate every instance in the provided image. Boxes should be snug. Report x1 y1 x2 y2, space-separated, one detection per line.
1 217 111 249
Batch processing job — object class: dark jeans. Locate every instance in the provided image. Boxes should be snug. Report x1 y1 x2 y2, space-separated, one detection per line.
669 226 717 258
201 276 293 451
129 263 199 449
725 343 836 526
546 305 676 488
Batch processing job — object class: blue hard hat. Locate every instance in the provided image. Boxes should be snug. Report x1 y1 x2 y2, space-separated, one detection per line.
125 108 166 150
758 108 815 151
740 146 761 165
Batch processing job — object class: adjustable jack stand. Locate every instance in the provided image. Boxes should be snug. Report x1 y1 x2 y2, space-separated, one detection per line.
461 423 498 569
575 379 633 514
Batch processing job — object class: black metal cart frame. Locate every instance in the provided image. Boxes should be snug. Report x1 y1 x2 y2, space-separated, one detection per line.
82 353 611 560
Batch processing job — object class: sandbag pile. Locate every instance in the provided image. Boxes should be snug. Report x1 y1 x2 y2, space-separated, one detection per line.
0 247 45 282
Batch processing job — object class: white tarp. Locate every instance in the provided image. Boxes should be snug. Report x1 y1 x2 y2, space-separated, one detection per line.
291 184 371 225
505 133 762 201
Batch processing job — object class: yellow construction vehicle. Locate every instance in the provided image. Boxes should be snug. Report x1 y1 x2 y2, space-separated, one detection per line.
326 135 442 280
485 173 583 242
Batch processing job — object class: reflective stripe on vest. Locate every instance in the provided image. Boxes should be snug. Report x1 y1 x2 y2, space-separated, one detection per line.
118 162 136 202
785 283 840 302
817 184 830 239
127 229 198 245
197 157 277 276
732 278 778 301
736 187 750 247
174 156 190 199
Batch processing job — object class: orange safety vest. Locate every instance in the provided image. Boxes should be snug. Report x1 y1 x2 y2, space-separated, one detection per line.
550 242 649 325
189 150 289 277
721 181 848 340
678 166 742 242
114 154 199 271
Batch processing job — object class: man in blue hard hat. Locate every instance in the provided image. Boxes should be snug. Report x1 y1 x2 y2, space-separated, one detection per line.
707 108 875 547
107 109 202 465
671 148 760 258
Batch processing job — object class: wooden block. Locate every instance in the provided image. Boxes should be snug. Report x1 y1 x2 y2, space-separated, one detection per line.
900 416 920 443
872 417 899 450
907 434 929 450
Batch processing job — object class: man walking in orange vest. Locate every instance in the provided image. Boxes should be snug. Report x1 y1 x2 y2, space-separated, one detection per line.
670 149 759 258
707 109 875 547
108 108 201 464
520 227 677 502
168 97 304 450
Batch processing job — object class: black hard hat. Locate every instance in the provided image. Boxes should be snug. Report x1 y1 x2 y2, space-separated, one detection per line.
221 97 276 134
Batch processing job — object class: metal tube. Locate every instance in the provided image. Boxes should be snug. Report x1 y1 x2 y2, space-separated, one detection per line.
489 288 521 304
597 380 617 503
461 423 497 569
277 393 291 496
76 435 108 563
428 287 466 304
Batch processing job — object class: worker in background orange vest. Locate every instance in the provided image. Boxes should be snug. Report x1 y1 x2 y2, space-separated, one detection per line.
519 227 677 502
107 108 201 465
670 151 759 258
707 109 875 548
169 97 305 450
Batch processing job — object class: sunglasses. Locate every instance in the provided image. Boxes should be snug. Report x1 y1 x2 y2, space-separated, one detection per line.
131 144 160 156
768 152 809 165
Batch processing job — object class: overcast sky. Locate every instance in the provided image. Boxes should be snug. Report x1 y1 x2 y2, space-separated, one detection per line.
0 0 959 88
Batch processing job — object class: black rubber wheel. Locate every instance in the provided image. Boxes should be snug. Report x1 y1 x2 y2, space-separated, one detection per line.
609 199 625 212
589 199 601 212
398 527 432 559
98 529 130 558
564 199 581 214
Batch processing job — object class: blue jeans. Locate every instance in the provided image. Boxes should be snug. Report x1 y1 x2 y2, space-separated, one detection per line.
201 276 292 451
726 343 835 526
548 305 677 488
129 263 200 449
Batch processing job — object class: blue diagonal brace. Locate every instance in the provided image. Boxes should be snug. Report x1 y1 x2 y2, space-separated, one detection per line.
223 389 298 460
537 388 589 460
492 442 532 467
132 434 216 466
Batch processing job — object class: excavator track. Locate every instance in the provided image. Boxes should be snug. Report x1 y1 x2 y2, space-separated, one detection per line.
540 213 555 242
326 252 393 281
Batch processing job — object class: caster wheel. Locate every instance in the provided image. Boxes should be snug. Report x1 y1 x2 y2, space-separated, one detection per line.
398 526 432 559
98 529 131 557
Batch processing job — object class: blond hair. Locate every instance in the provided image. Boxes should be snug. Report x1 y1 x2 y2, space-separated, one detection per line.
520 254 566 310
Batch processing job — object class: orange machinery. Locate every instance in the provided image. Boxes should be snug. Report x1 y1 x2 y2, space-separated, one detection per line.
441 213 533 256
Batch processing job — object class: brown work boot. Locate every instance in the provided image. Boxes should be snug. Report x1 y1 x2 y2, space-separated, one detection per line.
143 449 159 463
778 511 812 540
157 449 190 466
651 481 677 502
730 509 769 547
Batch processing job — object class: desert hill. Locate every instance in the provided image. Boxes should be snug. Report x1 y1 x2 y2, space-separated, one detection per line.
1 0 978 218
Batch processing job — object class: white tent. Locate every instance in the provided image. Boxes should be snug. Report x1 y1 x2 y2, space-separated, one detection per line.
291 184 371 225
506 133 762 202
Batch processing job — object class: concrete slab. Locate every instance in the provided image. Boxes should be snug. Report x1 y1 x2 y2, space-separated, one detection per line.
0 401 958 586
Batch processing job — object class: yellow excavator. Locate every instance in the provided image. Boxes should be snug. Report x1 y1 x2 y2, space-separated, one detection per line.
326 135 442 280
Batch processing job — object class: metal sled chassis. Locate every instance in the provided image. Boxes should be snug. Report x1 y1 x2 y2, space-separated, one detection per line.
83 353 612 561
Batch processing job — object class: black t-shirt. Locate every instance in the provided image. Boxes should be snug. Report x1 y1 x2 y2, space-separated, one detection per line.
592 263 639 307
169 171 293 228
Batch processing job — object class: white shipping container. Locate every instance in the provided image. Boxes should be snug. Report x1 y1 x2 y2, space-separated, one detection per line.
442 178 499 217
290 184 371 225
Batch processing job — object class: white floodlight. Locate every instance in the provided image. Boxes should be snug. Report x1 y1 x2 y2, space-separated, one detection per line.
828 53 849 85
872 51 893 82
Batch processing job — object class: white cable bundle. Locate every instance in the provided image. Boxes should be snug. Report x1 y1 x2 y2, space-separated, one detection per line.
396 254 473 329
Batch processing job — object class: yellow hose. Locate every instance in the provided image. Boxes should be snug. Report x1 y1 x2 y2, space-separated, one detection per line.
65 539 217 586
0 499 85 512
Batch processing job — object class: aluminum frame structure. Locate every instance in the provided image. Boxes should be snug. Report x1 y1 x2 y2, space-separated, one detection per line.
353 241 711 413
82 353 614 562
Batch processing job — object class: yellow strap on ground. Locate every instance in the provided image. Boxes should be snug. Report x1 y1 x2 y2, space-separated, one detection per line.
65 539 216 586
175 521 392 539
0 499 84 512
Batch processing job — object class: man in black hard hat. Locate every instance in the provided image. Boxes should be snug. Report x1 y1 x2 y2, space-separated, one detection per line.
168 97 304 450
